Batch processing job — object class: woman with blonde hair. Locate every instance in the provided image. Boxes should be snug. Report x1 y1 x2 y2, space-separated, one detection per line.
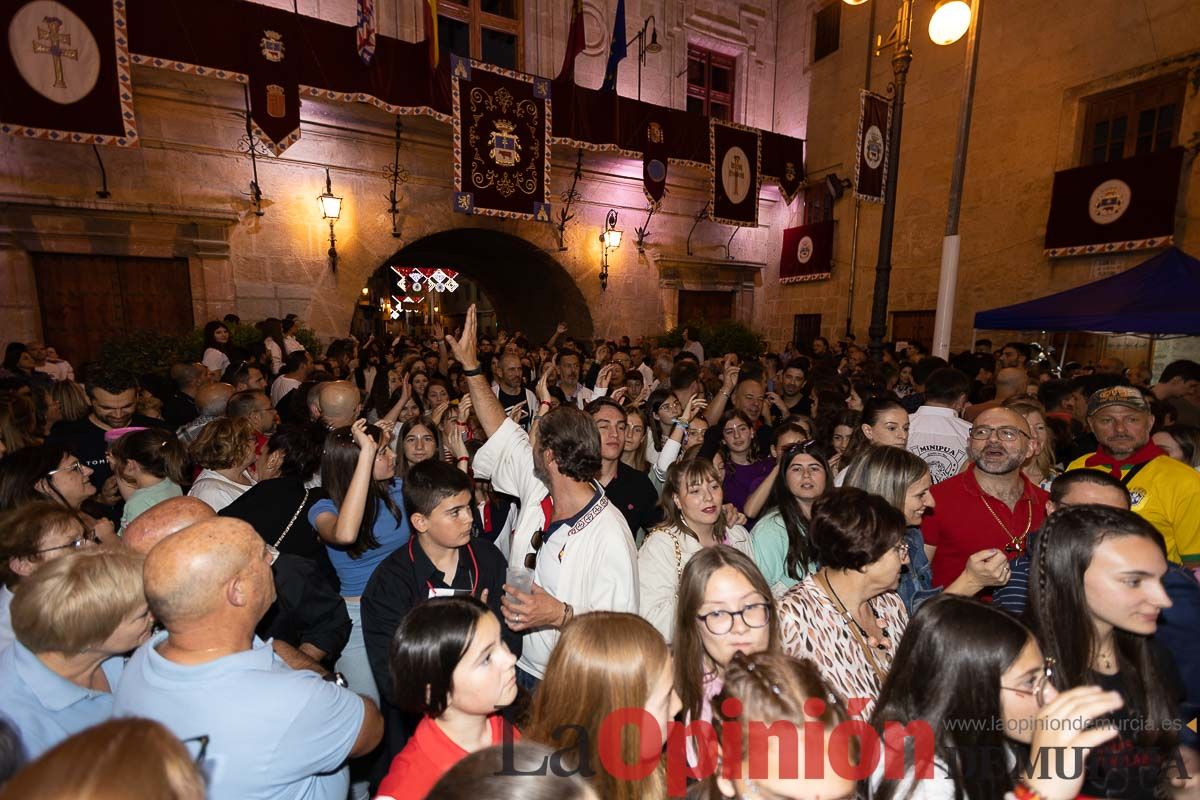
0 546 153 758
525 612 680 800
0 717 204 800
1004 397 1058 488
639 458 753 642
49 380 89 424
187 416 257 512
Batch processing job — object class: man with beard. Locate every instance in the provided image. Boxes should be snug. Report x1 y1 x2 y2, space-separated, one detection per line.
445 305 637 690
1066 386 1200 751
47 368 167 496
920 407 1049 597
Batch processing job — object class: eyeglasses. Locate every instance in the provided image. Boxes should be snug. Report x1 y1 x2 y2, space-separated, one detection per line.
35 527 101 554
181 734 209 765
969 426 1031 442
1001 657 1055 707
45 461 86 477
696 602 771 635
524 529 547 570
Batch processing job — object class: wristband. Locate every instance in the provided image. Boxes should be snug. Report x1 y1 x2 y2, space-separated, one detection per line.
457 456 470 463
455 421 469 427
1011 782 1043 800
673 419 689 431
462 365 483 377
539 400 551 408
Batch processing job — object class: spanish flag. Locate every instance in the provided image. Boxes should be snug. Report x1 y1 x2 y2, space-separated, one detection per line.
424 0 439 68
557 0 585 82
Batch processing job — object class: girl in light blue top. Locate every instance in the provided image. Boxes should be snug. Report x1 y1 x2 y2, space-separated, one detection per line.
0 546 152 759
750 441 830 596
309 419 411 704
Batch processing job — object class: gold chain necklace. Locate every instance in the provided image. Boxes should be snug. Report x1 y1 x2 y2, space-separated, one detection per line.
979 493 1033 554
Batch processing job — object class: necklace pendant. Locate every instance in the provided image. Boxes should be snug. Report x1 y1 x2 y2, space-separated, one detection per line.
1004 541 1023 554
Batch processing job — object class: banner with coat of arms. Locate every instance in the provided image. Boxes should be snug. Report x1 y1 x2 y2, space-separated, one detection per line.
1043 147 1183 258
780 220 834 283
244 9 301 155
710 119 761 227
854 91 890 203
452 57 552 221
1 0 137 146
642 117 668 205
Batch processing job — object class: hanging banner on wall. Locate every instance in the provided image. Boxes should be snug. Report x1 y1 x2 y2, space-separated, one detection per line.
710 119 761 226
854 90 891 203
452 57 553 221
1043 146 1183 258
766 133 805 205
780 219 834 283
642 117 668 205
1 0 137 146
244 8 301 155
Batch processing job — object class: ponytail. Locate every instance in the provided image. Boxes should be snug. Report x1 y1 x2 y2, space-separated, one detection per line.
111 429 190 485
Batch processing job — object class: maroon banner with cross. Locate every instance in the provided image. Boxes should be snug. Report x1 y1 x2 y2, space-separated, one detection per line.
780 220 835 283
452 57 552 221
1 0 137 146
710 119 761 226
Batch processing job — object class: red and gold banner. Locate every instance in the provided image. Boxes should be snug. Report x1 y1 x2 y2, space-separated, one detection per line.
1 0 137 146
780 220 834 283
710 119 761 226
452 57 552 221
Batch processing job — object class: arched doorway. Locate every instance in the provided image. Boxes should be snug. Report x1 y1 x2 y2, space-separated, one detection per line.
355 228 594 342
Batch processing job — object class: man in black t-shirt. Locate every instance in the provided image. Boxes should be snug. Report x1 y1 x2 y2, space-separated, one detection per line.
492 353 535 429
588 397 662 543
47 368 168 498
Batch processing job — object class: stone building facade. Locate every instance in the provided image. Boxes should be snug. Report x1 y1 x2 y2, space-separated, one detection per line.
2 0 1198 363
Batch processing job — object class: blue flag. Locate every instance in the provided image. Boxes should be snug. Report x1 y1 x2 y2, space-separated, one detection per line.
600 0 626 92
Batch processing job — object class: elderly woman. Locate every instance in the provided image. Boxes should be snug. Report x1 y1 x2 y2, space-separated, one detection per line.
777 487 909 719
0 502 102 651
187 417 257 512
0 544 152 758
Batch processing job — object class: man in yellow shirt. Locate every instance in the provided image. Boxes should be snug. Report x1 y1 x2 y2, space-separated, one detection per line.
1068 385 1200 749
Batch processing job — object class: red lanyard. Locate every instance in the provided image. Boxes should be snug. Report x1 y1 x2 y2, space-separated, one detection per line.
407 538 478 596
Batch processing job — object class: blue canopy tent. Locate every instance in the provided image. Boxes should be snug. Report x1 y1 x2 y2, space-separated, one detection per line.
973 247 1200 335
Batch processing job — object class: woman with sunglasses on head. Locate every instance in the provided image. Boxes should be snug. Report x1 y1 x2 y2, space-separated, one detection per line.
1027 506 1188 799
749 438 830 597
689 651 857 800
777 488 909 719
740 422 815 521
639 458 754 642
869 594 1125 800
674 546 780 764
0 545 153 759
0 444 118 544
308 418 411 704
844 446 1010 614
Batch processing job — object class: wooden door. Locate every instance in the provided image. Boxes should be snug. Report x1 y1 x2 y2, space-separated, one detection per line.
33 254 194 368
891 310 936 352
678 290 734 327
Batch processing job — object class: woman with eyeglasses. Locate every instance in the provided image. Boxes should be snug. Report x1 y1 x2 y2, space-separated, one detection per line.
646 395 708 492
0 502 103 651
691 651 857 800
777 488 909 719
843 446 1010 614
186 417 257 513
833 397 910 487
639 458 755 642
1027 506 1187 798
749 438 830 597
868 594 1125 800
0 545 153 759
308 418 411 704
673 546 779 765
0 444 118 544
645 387 683 464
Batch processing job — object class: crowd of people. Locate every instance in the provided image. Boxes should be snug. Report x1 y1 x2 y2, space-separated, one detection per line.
0 312 1198 800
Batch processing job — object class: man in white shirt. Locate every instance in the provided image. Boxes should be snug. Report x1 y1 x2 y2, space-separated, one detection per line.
446 306 638 688
907 367 973 484
271 350 312 407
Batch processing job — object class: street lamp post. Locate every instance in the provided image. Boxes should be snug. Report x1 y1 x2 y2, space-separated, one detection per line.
848 0 972 360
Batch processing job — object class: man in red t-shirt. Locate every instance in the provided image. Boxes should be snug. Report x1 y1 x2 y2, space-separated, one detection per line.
921 407 1050 594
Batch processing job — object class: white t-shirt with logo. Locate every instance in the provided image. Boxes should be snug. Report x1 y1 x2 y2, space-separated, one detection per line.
907 405 971 484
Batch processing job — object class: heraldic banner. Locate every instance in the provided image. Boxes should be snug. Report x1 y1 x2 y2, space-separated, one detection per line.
710 119 762 226
642 114 668 205
1043 147 1183 258
780 220 834 284
244 7 301 155
1 0 137 145
452 57 552 221
854 90 890 203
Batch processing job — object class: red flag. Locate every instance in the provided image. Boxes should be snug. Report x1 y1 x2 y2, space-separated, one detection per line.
557 0 585 82
424 0 439 69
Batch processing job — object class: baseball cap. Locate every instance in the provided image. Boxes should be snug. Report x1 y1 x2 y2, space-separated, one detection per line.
1086 386 1149 416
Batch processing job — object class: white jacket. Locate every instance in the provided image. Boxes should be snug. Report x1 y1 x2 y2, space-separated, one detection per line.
472 419 639 678
638 523 754 643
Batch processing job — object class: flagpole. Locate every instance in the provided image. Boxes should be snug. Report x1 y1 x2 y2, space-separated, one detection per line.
932 0 983 359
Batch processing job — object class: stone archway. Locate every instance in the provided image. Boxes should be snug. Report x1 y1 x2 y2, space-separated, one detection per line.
379 228 594 342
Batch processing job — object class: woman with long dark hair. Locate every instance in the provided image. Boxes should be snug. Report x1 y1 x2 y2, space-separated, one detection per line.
259 318 287 376
308 419 410 703
201 320 231 378
717 409 773 514
869 594 1125 800
109 429 189 534
835 397 910 485
1027 506 1182 799
0 444 117 543
749 439 831 597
